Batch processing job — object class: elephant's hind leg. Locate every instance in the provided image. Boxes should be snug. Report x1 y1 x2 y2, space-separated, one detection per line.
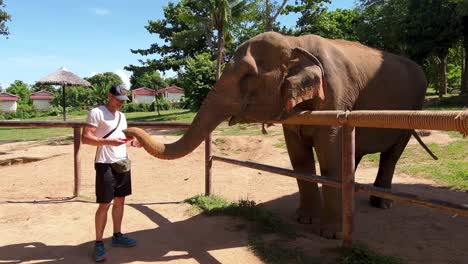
283 127 321 225
370 132 412 209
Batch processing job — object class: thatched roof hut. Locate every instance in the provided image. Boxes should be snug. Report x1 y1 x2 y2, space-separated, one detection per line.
36 67 91 120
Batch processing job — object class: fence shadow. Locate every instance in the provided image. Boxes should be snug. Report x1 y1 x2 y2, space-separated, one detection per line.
0 200 249 264
257 181 468 263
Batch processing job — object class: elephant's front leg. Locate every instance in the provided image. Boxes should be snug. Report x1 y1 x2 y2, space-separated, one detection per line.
283 126 321 225
315 127 343 239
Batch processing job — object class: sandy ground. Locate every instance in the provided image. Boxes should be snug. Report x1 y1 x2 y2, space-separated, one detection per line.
0 128 467 264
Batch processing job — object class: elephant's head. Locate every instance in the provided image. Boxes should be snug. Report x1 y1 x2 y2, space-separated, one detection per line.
124 32 327 159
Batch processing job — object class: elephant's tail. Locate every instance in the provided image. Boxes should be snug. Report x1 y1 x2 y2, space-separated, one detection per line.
411 130 438 160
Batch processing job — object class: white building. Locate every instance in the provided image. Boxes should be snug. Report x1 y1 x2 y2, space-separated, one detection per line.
0 92 19 112
131 87 157 104
132 86 184 104
156 86 184 102
30 90 55 111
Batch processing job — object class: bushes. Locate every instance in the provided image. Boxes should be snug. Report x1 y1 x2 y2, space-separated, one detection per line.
121 102 151 112
120 97 185 113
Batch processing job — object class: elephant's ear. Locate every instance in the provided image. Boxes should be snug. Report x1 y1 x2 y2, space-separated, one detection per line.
282 47 327 113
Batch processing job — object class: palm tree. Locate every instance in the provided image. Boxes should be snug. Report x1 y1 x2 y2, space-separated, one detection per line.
178 0 252 80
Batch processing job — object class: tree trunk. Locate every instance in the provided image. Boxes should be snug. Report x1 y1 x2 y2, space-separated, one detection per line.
462 47 468 94
62 85 67 121
265 0 272 32
216 29 225 81
461 16 468 95
436 53 448 98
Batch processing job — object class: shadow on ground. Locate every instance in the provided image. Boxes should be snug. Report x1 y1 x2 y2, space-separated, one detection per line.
0 200 248 264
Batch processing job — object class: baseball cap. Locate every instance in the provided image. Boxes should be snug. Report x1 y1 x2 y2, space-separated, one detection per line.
109 84 130 101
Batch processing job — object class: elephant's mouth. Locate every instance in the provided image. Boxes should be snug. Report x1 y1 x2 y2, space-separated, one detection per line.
228 115 260 126
228 116 245 126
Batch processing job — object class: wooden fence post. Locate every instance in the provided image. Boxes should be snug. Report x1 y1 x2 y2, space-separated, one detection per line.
205 133 212 196
342 124 355 247
73 127 81 197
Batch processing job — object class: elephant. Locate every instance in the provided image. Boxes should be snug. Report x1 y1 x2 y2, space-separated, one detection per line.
124 32 428 239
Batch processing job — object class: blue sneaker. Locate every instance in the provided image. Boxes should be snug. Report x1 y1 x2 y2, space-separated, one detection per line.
94 242 107 262
112 234 136 247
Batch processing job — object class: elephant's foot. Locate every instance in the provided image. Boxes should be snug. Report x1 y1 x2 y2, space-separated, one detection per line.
294 208 320 225
320 223 343 239
320 229 343 239
369 195 393 209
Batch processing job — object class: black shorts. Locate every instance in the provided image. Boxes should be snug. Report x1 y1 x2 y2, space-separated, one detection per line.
95 163 132 203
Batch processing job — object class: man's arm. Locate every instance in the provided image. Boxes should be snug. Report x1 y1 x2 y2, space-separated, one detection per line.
82 125 126 146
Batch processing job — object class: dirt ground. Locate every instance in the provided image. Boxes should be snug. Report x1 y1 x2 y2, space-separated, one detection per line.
0 128 467 264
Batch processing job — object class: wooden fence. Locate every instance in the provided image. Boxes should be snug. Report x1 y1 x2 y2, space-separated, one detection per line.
0 109 467 246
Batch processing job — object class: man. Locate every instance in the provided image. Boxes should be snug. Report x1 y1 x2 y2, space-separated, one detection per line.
82 84 141 262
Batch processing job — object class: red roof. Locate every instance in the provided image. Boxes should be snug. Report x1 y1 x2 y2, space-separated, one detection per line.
0 92 19 101
132 87 157 95
30 90 54 100
156 86 184 94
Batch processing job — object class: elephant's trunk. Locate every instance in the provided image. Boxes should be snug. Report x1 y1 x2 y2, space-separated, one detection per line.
123 90 232 160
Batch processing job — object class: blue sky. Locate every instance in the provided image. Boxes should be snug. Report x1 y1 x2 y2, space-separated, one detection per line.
0 0 354 89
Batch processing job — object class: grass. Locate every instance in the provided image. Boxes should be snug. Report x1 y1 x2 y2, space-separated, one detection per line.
0 127 72 142
186 194 405 264
359 139 468 191
338 243 403 264
398 140 468 190
422 93 467 110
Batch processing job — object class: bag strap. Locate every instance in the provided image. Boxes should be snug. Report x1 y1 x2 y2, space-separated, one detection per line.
103 112 121 139
95 112 122 162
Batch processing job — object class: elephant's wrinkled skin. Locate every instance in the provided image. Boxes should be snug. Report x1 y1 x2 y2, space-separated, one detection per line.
124 32 427 239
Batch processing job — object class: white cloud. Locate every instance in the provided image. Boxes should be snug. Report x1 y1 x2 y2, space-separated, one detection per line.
88 72 98 78
114 69 132 88
0 81 9 91
91 8 111 16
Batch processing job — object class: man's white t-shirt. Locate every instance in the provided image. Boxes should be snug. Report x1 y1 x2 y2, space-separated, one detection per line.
86 105 128 163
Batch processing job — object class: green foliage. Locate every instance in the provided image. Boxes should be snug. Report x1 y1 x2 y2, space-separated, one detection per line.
0 127 71 141
338 243 404 264
354 0 409 54
121 102 152 113
126 1 213 73
130 70 166 90
180 52 217 110
284 0 331 34
248 234 320 264
50 86 95 108
186 194 401 264
308 8 360 40
398 140 468 191
6 80 31 105
89 83 110 106
85 72 123 88
186 195 298 236
30 84 56 93
0 0 11 37
126 0 257 78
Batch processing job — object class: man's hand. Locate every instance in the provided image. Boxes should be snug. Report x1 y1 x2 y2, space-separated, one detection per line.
106 138 127 146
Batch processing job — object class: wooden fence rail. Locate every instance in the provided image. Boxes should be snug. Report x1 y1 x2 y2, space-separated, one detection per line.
0 120 192 197
1 109 467 247
210 110 468 247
